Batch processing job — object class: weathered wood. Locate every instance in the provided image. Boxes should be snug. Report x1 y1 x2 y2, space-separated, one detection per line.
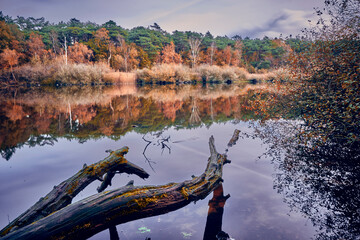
0 147 149 236
227 129 240 147
1 136 229 240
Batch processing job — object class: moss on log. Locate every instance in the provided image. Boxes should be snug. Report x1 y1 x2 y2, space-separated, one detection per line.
1 135 230 240
0 147 149 237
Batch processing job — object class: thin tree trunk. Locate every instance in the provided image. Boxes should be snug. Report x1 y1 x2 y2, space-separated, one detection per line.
63 35 68 65
10 65 16 82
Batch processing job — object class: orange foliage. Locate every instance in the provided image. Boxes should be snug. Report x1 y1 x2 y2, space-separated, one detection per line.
158 101 183 121
27 32 46 62
0 48 20 69
68 42 93 63
160 42 182 64
5 104 26 121
112 37 139 72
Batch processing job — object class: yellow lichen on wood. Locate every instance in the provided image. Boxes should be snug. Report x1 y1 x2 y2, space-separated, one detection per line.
181 187 190 200
127 193 168 209
112 184 175 200
67 181 79 195
0 226 13 236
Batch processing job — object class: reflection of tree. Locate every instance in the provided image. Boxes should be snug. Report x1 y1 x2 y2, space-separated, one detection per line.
189 97 202 125
26 135 58 147
0 147 16 161
142 131 171 171
0 84 273 160
1 135 58 161
253 120 360 240
203 184 230 240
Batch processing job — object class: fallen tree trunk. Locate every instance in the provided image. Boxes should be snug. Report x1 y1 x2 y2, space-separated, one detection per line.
1 136 229 240
0 147 149 237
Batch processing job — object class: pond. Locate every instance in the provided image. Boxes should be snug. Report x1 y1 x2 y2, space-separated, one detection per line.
0 83 358 240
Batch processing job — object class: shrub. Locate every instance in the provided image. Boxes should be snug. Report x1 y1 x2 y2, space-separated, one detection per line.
136 64 195 83
196 65 247 82
55 63 111 84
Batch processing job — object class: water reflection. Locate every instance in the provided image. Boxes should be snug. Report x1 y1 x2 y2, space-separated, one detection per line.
1 83 357 239
0 83 270 161
203 184 230 240
253 120 360 240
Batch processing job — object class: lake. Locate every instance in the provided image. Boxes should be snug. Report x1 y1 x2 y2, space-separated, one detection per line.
0 83 357 240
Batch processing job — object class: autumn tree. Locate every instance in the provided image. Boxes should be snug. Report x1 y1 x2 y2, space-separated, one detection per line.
0 21 16 51
222 45 233 66
112 35 138 72
136 46 151 69
68 42 93 63
232 40 244 67
160 41 182 64
283 0 360 146
0 48 20 80
88 28 111 62
27 32 46 63
0 20 24 57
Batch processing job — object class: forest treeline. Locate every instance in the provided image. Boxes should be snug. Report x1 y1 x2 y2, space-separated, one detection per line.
0 11 307 84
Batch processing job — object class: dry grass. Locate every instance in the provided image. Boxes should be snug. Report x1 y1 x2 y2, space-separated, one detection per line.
243 68 290 82
103 72 136 84
56 63 111 84
2 61 112 85
137 64 255 83
196 65 247 82
136 64 197 83
11 63 58 84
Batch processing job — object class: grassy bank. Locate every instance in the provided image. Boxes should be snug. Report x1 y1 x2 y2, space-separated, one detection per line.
1 62 289 88
136 64 288 84
0 62 112 87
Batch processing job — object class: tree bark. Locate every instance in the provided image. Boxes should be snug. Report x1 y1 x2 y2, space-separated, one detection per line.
0 147 149 237
1 136 229 240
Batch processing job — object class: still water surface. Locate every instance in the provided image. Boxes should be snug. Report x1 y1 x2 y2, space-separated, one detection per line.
0 83 332 239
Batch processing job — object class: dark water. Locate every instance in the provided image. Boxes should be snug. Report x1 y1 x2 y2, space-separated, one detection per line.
0 84 358 240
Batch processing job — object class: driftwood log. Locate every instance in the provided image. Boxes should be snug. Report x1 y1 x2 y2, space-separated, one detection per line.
0 147 149 237
1 135 231 240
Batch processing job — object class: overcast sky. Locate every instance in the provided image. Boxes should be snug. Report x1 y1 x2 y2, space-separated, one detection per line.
0 0 326 38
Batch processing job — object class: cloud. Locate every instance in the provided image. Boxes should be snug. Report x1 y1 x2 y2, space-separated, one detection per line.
231 9 317 38
1 0 324 37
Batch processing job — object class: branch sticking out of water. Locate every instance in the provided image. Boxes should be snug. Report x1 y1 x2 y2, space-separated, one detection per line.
1 136 230 240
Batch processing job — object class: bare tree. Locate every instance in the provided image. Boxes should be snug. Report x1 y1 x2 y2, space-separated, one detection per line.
116 35 138 72
62 35 68 65
188 37 202 68
210 41 216 66
49 30 59 56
